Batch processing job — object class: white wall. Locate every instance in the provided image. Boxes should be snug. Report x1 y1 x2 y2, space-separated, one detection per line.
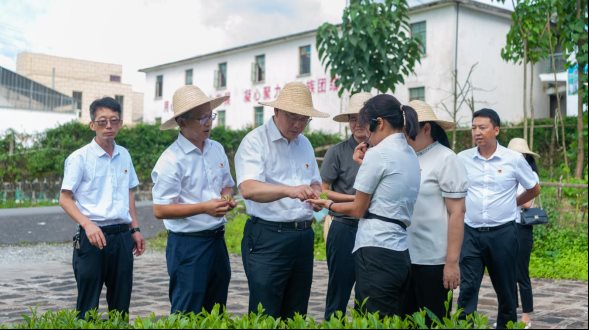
0 107 77 135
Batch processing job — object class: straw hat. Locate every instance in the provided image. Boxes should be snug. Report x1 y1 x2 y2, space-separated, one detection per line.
507 138 540 158
160 85 229 130
408 100 455 130
333 92 373 122
259 82 329 118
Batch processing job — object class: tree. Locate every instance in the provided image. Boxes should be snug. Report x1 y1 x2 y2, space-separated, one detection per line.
316 0 422 96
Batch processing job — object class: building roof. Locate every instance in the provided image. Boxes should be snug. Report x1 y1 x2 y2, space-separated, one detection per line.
139 0 512 73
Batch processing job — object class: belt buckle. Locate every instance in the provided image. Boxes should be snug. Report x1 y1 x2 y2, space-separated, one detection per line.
294 221 302 230
478 226 490 232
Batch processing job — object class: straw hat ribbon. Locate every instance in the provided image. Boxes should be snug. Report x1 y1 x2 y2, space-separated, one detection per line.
508 138 540 158
160 85 229 130
259 82 329 118
333 92 373 123
408 100 455 130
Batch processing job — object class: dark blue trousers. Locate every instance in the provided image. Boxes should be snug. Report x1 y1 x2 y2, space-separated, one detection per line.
458 222 518 329
72 225 134 319
325 218 357 320
166 230 231 314
516 223 534 313
241 217 314 319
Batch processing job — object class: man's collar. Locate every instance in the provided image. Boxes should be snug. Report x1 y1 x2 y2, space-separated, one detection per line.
176 133 209 154
91 138 119 158
267 117 300 145
474 142 505 160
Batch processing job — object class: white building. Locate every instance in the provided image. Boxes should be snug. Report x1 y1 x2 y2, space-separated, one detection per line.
140 0 554 134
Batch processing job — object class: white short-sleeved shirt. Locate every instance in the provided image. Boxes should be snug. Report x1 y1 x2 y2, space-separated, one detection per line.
61 139 139 226
151 134 235 232
408 142 468 265
458 143 539 228
352 133 421 253
234 117 322 222
516 171 539 223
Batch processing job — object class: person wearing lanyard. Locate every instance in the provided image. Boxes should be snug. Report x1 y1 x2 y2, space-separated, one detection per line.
457 109 540 329
234 82 329 319
308 94 421 317
59 97 145 319
320 92 372 320
404 100 467 321
151 85 236 314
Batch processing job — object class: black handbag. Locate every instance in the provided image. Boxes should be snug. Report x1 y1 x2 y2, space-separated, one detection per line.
520 195 548 225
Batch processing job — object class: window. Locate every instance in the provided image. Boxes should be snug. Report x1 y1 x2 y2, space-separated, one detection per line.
115 95 124 114
409 87 425 101
110 75 121 82
299 45 311 76
410 21 427 54
185 69 193 85
252 54 265 83
215 62 227 89
217 110 226 127
72 91 82 110
254 106 264 127
155 75 163 98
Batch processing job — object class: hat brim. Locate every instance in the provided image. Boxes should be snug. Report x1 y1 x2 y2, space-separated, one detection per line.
333 111 359 123
160 95 229 130
259 100 329 118
433 120 455 131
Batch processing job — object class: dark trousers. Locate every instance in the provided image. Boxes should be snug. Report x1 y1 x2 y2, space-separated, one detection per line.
166 230 231 314
458 222 518 329
354 247 411 317
241 218 314 319
325 219 357 320
72 225 134 319
516 224 534 313
404 264 451 320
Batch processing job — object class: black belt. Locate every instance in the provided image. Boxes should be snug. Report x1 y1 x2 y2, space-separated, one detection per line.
169 226 225 237
80 224 129 235
364 212 407 230
332 216 359 227
250 216 313 230
468 221 514 232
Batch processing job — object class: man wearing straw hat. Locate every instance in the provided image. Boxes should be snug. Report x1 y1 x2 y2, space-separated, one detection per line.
151 85 237 314
234 81 329 318
457 109 540 329
320 92 372 320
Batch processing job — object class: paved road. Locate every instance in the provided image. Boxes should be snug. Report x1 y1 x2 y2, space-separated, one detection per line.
0 201 164 244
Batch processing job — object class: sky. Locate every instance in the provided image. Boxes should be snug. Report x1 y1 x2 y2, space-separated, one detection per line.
0 0 512 94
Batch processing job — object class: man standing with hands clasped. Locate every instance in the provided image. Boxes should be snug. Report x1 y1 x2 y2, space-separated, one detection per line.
59 97 145 319
235 81 329 319
457 109 540 329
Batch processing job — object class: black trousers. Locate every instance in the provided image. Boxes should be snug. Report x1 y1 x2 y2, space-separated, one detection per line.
166 230 231 314
325 218 357 320
516 223 534 313
458 222 518 329
404 264 451 321
354 247 411 317
72 225 134 319
241 218 314 319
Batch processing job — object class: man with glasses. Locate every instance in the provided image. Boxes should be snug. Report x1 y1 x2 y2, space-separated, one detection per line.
234 81 329 318
151 85 236 314
59 97 145 319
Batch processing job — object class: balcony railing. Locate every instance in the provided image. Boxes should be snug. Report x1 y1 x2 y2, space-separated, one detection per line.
539 53 567 74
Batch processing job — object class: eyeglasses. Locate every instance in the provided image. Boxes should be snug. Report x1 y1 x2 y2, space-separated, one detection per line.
196 113 217 125
283 111 312 125
93 118 121 127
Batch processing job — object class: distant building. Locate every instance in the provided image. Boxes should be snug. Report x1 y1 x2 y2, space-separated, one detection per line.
0 66 77 134
16 52 143 125
140 0 568 133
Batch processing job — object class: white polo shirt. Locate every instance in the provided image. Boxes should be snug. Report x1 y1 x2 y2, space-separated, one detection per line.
151 134 235 233
352 133 421 253
234 117 322 222
61 139 139 226
458 143 539 228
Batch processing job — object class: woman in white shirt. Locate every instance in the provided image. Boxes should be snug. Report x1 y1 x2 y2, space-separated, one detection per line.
508 137 540 329
308 94 421 317
404 100 468 321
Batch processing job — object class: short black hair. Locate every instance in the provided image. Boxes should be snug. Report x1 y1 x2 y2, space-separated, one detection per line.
89 97 121 121
473 108 501 127
420 121 450 148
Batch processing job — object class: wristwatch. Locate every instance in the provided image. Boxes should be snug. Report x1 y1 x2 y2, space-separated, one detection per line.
130 227 141 234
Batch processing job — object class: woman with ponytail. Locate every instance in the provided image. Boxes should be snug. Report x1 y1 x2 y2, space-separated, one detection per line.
308 94 421 316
